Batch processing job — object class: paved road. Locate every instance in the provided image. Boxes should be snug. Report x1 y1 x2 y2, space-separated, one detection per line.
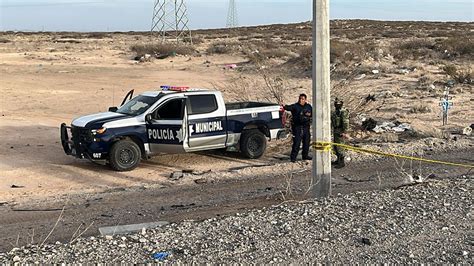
0 148 472 252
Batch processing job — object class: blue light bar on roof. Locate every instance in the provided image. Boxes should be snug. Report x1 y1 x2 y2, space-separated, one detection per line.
160 85 171 91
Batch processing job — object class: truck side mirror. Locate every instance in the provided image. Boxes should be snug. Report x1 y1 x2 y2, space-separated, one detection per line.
108 107 118 112
145 114 153 123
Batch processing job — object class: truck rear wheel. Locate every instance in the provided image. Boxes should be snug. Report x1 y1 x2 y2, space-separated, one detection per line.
240 129 267 159
109 139 141 171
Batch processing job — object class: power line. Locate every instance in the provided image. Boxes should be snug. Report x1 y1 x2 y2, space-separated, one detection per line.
151 0 192 44
226 0 238 28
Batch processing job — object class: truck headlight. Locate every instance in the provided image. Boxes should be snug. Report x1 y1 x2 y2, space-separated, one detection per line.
92 127 107 135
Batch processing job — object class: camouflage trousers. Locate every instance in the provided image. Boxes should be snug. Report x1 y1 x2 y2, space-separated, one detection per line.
333 133 345 158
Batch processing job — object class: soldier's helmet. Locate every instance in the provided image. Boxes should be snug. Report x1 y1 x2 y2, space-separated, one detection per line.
335 98 344 108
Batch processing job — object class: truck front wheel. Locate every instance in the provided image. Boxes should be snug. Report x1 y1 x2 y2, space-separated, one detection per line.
240 129 267 159
109 139 141 171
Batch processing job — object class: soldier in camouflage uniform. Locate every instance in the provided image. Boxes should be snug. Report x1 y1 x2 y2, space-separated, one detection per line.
331 98 350 168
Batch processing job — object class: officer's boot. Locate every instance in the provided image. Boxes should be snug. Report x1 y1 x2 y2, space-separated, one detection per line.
339 156 346 167
335 155 346 168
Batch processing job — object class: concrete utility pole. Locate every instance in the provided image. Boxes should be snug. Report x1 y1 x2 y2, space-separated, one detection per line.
312 0 332 198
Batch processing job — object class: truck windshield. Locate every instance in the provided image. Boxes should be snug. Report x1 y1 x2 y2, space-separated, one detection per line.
116 95 160 116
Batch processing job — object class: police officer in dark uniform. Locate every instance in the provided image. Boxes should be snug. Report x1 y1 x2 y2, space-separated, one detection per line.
283 94 313 163
331 98 350 168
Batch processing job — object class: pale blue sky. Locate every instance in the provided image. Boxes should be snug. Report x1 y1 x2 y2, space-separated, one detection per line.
0 0 472 31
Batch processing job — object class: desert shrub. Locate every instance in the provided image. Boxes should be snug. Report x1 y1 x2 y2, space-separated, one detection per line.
409 104 431 114
331 40 355 63
398 39 434 50
298 45 312 59
245 50 267 65
442 64 458 77
436 37 474 59
443 64 473 84
331 40 378 64
331 79 386 124
243 40 292 60
188 37 203 45
417 75 432 87
130 43 195 57
260 47 292 59
87 32 109 39
392 39 436 59
215 72 294 103
288 45 312 69
0 38 11 43
261 73 293 103
59 33 84 39
206 41 239 54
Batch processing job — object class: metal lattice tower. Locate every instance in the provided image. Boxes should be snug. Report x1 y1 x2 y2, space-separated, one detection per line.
226 0 238 28
151 0 192 43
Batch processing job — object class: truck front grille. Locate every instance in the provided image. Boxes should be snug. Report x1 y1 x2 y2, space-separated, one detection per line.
71 126 93 144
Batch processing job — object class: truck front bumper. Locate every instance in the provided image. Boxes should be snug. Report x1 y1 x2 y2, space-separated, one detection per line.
60 123 108 160
60 123 76 156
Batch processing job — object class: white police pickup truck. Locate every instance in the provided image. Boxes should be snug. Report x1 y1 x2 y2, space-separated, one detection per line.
61 86 286 171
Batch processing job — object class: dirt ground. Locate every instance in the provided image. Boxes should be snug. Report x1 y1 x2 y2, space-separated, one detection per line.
0 148 471 252
0 20 472 206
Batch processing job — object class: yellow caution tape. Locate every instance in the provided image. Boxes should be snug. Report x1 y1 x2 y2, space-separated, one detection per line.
313 142 332 152
312 141 474 169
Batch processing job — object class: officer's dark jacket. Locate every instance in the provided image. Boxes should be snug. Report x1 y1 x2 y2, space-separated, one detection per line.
284 103 313 126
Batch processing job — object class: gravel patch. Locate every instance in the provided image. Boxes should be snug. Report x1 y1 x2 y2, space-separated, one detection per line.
1 178 472 264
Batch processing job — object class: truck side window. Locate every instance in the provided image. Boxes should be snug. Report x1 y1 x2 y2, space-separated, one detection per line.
154 99 184 120
188 95 218 115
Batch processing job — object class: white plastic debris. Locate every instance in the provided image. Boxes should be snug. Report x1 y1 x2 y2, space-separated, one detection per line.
371 122 411 133
463 126 472 136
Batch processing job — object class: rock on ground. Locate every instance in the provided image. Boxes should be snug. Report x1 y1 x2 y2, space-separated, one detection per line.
0 179 472 264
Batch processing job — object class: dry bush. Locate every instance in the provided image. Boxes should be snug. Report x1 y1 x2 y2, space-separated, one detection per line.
443 64 473 84
214 76 261 102
331 77 385 123
58 33 84 39
130 43 195 57
331 40 357 63
86 32 109 39
436 37 474 59
242 40 293 62
443 64 458 77
206 41 240 54
417 75 431 87
392 39 436 59
0 38 11 43
244 50 267 66
398 39 434 50
409 104 432 114
285 45 312 70
381 31 410 38
334 40 379 63
261 72 295 103
215 72 294 103
189 36 203 45
260 47 292 59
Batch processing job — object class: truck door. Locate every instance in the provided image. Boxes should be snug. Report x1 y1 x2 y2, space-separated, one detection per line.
186 94 227 151
146 97 187 154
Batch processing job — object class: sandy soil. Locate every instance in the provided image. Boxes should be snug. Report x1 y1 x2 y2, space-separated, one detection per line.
0 21 472 205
